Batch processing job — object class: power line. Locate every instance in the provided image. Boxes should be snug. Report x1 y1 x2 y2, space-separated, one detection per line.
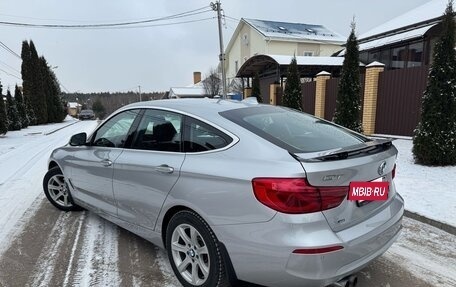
59 83 70 93
0 59 21 73
224 15 239 22
78 17 216 30
0 10 210 24
0 67 21 80
0 41 21 59
0 6 212 29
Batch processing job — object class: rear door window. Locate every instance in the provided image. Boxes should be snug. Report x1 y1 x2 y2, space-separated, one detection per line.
220 106 368 153
131 109 182 152
183 117 232 152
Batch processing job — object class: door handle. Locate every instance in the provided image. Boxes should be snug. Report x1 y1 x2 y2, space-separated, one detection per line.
101 159 113 167
155 165 174 174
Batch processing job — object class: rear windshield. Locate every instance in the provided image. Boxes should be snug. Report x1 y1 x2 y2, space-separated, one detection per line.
220 106 369 153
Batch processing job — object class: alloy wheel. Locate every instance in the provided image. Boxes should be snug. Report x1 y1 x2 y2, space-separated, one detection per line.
171 223 210 286
47 174 72 208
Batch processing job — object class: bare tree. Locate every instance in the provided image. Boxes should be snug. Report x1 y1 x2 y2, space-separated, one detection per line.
203 67 221 98
228 78 246 94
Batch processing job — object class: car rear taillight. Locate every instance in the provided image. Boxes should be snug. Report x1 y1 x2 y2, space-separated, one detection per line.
252 178 348 214
392 164 396 179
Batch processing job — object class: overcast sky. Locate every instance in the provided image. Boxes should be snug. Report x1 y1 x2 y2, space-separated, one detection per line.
0 0 431 93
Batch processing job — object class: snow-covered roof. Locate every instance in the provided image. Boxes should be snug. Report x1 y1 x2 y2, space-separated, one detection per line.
336 0 450 55
236 54 365 78
359 0 447 41
267 54 364 66
244 18 346 43
361 23 437 52
67 102 81 108
338 23 438 56
169 87 208 98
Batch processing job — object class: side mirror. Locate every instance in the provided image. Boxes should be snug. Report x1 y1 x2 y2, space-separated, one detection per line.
69 132 87 146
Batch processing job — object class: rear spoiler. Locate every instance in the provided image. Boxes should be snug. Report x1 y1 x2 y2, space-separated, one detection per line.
292 138 393 162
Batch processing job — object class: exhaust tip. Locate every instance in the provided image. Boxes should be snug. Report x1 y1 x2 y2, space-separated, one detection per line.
347 275 358 287
332 274 357 287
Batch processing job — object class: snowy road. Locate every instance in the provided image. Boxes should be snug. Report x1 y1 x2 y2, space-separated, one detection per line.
0 120 455 287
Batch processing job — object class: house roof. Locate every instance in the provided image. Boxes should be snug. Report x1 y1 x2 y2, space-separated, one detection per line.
358 23 437 52
169 87 208 98
243 18 346 43
337 0 449 55
236 54 364 78
267 54 349 66
225 18 346 55
358 0 447 45
68 102 81 108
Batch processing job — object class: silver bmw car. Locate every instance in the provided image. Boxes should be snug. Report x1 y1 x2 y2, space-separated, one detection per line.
43 98 403 287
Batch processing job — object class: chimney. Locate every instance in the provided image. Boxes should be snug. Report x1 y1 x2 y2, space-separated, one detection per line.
193 71 201 84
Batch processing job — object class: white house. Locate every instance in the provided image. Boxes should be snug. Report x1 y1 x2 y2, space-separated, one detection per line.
224 18 346 87
67 102 82 116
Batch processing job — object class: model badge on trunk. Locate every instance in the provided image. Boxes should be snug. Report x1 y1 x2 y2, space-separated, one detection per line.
322 174 343 181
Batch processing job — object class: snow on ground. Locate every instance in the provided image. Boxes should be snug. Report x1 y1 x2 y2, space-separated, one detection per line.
0 117 99 255
385 217 456 287
393 139 456 227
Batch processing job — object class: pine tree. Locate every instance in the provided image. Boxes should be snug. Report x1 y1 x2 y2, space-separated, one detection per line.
413 1 456 166
0 81 8 135
333 22 363 133
21 40 34 125
40 57 59 123
92 98 106 119
283 56 302 110
29 41 47 124
25 94 36 125
15 85 29 128
251 72 263 103
6 90 21 131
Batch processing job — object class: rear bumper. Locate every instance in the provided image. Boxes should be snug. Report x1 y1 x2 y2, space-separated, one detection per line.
213 193 404 287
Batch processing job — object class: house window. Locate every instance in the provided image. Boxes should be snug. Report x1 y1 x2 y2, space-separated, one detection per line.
303 51 313 56
407 42 423 68
368 51 380 63
235 60 239 73
392 46 407 69
359 52 369 64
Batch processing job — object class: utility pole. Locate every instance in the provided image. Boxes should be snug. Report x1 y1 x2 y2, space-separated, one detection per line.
138 85 142 102
211 0 227 99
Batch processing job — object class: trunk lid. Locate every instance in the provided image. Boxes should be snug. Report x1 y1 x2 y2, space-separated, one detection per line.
293 140 398 232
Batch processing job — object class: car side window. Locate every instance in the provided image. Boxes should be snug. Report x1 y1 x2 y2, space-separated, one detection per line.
132 109 182 152
183 117 232 152
92 109 139 148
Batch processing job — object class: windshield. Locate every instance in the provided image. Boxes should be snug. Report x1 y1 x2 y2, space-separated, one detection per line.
220 106 369 153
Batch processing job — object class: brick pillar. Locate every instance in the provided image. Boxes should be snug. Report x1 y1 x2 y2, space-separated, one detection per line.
244 87 252 99
362 61 385 135
314 71 331 118
269 83 280 105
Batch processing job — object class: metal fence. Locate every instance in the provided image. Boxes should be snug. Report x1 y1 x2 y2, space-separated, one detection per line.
302 81 316 115
375 66 428 136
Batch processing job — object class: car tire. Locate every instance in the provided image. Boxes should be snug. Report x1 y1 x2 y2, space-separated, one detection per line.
166 210 231 287
43 166 82 211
